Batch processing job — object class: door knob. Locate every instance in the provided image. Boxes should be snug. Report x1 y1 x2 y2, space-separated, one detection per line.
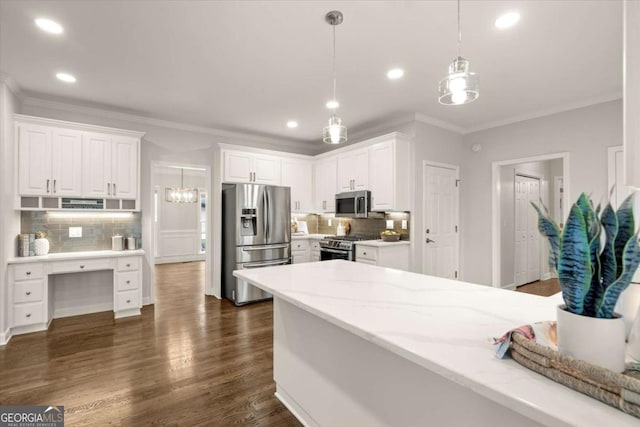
425 238 436 243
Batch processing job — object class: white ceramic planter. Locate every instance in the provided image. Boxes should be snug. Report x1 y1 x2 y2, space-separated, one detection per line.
615 283 640 340
34 238 50 256
556 305 626 373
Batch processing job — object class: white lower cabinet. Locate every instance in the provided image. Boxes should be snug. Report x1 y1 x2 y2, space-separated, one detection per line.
292 239 311 264
114 256 142 318
310 239 321 262
355 243 410 271
10 262 48 329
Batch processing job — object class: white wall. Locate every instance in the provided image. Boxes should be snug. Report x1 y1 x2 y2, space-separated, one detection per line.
462 100 622 285
0 81 20 342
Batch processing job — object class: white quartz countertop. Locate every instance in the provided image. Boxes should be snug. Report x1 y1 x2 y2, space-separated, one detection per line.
355 239 411 247
234 260 637 427
292 234 333 240
8 249 145 264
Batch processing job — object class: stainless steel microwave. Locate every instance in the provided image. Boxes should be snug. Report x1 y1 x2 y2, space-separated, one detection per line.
335 190 371 218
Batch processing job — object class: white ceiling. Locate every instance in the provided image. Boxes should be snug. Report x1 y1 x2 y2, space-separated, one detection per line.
0 1 623 147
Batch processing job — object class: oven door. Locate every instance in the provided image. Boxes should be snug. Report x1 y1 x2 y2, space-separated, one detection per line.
320 248 353 261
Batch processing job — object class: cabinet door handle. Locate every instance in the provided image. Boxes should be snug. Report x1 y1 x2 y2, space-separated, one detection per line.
113 183 116 195
26 313 31 318
126 280 130 284
126 299 131 304
53 179 57 194
26 271 31 276
46 179 50 193
80 265 85 269
126 264 131 267
26 291 31 296
363 251 367 255
108 182 111 195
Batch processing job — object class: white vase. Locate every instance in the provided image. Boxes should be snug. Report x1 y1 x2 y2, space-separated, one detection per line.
556 305 626 372
615 283 640 340
34 237 49 256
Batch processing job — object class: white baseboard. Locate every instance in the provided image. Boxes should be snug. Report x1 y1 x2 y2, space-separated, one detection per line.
154 254 205 265
502 283 516 291
275 386 318 427
541 272 552 281
53 303 113 319
0 328 12 345
143 296 153 306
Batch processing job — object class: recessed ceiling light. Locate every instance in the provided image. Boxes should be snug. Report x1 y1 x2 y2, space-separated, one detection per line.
387 68 404 80
286 120 298 128
326 100 339 109
495 12 520 29
56 72 76 83
35 18 64 34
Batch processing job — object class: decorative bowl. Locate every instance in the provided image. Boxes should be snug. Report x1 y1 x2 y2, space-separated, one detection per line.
380 233 400 242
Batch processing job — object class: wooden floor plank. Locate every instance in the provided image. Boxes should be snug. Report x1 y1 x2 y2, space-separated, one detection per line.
0 261 300 426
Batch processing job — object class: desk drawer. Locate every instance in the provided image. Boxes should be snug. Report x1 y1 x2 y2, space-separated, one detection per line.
14 263 44 281
116 271 139 291
50 258 112 274
13 301 45 327
116 290 140 311
117 257 140 272
14 279 44 303
310 241 321 251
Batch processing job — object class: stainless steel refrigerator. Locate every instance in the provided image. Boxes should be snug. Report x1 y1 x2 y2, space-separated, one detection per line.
222 183 291 305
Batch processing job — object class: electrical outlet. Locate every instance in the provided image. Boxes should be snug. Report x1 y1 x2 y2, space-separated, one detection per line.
386 220 394 229
328 219 332 226
401 220 408 230
69 226 82 238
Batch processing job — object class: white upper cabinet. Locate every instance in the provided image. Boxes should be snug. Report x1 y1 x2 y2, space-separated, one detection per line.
314 156 337 212
337 148 368 192
625 0 640 188
368 136 411 211
83 133 138 199
281 159 313 212
111 136 138 199
223 150 281 185
82 132 112 197
18 123 82 197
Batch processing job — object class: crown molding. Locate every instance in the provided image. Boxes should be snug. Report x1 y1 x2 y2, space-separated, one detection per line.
20 95 311 152
0 72 22 97
413 113 467 134
464 93 623 134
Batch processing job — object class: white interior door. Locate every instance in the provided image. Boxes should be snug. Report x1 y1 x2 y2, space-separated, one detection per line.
423 163 458 279
514 175 541 286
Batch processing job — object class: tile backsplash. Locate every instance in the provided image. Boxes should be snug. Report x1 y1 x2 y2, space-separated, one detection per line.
292 212 410 239
20 211 142 253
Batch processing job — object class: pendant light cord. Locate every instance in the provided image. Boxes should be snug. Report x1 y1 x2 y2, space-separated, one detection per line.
180 168 184 188
457 0 461 58
332 24 337 114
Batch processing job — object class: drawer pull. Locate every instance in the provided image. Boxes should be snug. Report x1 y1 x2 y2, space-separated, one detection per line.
363 252 367 255
126 280 130 284
26 271 31 276
80 265 85 269
26 291 31 296
126 264 131 267
126 299 131 304
26 313 31 318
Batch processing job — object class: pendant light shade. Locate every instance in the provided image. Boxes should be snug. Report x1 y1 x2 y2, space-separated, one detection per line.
323 10 347 145
439 0 479 106
438 57 479 105
165 168 198 203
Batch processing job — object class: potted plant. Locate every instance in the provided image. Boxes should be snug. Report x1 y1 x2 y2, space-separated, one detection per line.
532 192 640 372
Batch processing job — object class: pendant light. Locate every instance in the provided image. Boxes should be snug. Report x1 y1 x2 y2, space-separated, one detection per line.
438 0 479 105
165 168 198 203
323 10 347 145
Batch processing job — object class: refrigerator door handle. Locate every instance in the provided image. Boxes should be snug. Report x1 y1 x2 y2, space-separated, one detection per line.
264 188 270 241
243 259 290 268
242 244 289 251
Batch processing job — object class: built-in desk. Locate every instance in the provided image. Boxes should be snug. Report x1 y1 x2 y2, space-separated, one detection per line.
5 250 144 344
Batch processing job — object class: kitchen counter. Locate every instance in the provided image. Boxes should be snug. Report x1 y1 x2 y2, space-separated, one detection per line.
234 260 636 427
291 234 333 240
355 239 410 247
8 249 145 264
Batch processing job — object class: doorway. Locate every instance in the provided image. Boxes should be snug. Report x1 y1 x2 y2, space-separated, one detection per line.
491 152 570 288
422 161 459 279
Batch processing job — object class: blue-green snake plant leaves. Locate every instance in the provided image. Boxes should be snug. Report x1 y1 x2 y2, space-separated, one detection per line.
531 192 640 318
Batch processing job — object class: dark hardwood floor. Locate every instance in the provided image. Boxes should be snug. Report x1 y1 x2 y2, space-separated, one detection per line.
0 261 300 426
515 278 561 297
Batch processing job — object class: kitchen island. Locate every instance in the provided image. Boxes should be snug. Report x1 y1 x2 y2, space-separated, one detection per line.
234 260 637 427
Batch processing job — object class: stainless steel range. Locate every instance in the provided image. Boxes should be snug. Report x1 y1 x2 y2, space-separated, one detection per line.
319 235 377 261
